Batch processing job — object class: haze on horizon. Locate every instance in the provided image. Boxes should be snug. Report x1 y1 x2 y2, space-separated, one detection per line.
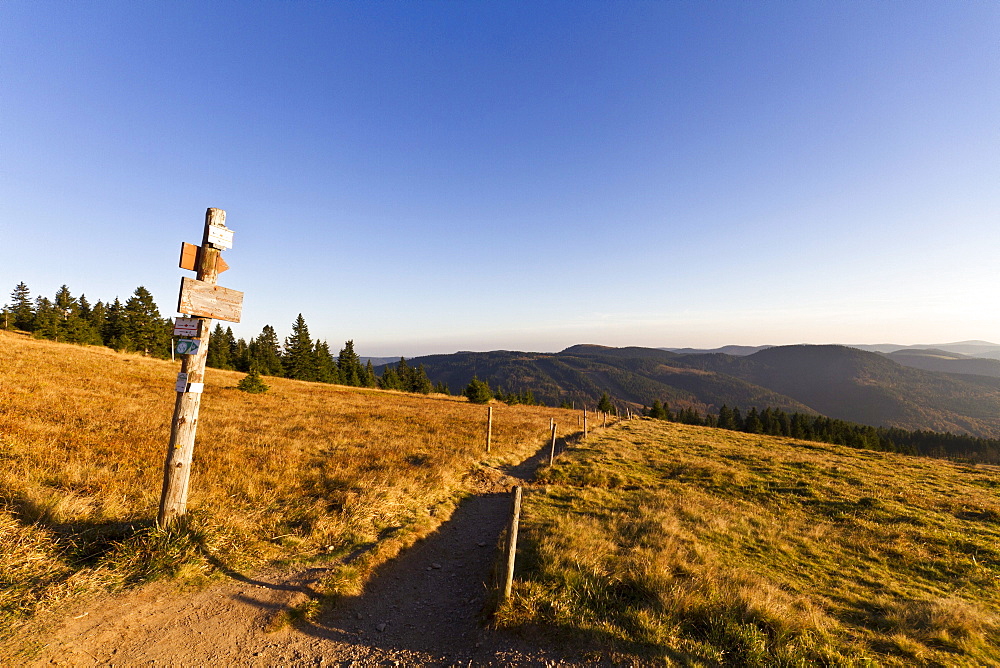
2 2 998 358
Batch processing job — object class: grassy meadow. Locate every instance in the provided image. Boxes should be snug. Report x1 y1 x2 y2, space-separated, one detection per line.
0 330 576 640
501 419 1000 666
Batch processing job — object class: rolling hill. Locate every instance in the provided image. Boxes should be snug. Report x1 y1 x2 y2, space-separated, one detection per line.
388 344 1000 438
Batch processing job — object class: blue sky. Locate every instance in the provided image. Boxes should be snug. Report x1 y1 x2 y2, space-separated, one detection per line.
3 1 998 355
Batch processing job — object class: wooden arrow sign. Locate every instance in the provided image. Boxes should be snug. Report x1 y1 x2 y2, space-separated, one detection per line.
177 277 244 322
180 243 229 273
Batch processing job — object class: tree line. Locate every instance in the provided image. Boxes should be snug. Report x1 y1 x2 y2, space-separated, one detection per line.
3 282 438 394
644 400 1000 464
4 282 172 356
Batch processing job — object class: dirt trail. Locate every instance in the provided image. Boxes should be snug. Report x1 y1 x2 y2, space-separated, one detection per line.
24 439 603 667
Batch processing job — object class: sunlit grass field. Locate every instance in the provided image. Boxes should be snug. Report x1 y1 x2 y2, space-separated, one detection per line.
0 330 576 639
502 419 1000 666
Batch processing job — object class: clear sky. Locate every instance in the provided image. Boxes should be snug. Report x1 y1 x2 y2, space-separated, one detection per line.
3 1 998 356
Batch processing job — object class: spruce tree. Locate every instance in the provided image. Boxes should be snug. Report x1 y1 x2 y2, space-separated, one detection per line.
597 392 613 414
207 323 233 369
411 364 433 394
337 340 363 386
362 359 378 387
283 314 317 380
744 407 763 434
252 325 284 376
9 282 34 331
237 366 269 393
718 405 736 430
103 298 131 351
123 287 169 357
463 377 493 404
32 297 60 340
378 365 402 390
314 340 339 383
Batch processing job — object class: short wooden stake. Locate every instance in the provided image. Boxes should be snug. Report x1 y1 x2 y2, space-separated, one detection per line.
502 485 523 603
603 412 607 428
486 405 493 453
584 414 588 439
549 422 557 465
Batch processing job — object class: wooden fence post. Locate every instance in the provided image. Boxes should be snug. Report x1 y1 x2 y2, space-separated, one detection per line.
502 485 523 603
549 422 557 465
159 208 241 527
486 405 493 453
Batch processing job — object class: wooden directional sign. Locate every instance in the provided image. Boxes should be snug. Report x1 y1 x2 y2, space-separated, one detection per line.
180 243 229 273
179 243 198 271
177 277 244 322
207 226 234 250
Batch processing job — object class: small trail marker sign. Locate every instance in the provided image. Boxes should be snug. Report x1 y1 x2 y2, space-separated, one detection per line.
174 339 201 355
173 317 200 337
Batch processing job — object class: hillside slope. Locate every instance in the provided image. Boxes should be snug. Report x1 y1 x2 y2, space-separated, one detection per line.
394 348 815 416
510 418 1000 665
0 330 574 651
676 345 1000 436
885 348 1000 378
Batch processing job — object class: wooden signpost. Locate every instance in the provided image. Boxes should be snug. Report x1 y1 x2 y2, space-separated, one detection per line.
158 208 243 527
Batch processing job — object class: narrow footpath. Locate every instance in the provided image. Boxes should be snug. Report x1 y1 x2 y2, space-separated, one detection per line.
27 438 608 667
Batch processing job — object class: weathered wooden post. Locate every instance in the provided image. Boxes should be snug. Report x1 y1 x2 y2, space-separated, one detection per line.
158 208 242 527
603 412 607 428
486 405 493 453
549 422 557 465
502 485 523 602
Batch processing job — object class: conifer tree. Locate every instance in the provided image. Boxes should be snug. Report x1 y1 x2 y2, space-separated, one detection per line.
237 366 269 393
251 325 284 376
463 376 493 404
378 365 402 390
362 359 378 387
744 407 763 434
597 392 613 414
337 340 363 387
9 282 34 331
32 297 60 340
314 340 339 383
717 405 736 430
123 286 169 357
103 298 131 351
411 364 433 394
283 314 317 380
207 323 233 369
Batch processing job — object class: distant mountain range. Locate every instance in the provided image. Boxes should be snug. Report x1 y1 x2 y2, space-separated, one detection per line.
377 343 1000 439
664 340 1000 359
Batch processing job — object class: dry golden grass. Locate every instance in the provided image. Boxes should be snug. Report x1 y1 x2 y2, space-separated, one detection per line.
0 331 578 638
502 418 1000 666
